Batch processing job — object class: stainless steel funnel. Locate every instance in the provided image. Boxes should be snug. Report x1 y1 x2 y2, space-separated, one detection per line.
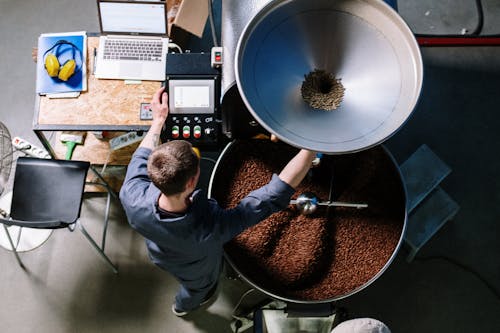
235 0 423 153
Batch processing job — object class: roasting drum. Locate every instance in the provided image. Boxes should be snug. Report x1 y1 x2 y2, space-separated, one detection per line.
208 140 407 303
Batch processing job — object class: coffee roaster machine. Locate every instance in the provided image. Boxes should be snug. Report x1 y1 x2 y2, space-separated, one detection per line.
208 0 423 331
220 0 422 154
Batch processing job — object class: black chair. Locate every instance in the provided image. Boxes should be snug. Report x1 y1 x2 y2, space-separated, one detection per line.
0 157 118 273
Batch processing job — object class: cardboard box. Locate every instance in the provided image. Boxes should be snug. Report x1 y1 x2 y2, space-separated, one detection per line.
167 0 208 48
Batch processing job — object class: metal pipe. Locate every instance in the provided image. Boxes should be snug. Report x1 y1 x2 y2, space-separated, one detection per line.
417 36 500 47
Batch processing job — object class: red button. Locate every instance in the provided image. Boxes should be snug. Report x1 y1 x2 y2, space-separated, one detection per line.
193 125 201 139
172 126 179 139
183 131 190 138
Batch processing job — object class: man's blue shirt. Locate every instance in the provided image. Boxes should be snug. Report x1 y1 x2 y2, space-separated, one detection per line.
119 147 295 288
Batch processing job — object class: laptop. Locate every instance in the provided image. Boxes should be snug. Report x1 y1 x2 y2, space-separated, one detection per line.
95 0 169 81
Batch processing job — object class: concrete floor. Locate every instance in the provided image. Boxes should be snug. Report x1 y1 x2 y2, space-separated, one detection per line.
1 0 499 332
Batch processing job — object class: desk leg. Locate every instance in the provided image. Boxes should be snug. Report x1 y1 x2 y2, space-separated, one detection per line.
34 129 56 158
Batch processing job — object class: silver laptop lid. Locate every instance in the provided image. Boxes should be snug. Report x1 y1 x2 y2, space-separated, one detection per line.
97 0 168 37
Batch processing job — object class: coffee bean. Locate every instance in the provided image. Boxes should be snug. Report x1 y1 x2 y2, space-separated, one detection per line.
301 69 345 110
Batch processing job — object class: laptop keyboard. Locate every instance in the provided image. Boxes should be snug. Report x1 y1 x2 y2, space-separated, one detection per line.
103 39 163 61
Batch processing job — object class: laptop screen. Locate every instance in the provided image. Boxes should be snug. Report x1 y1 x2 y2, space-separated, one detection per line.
98 0 167 35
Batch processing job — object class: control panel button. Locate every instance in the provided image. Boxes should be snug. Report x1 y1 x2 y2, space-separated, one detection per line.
204 127 214 137
211 46 223 68
193 126 202 139
172 125 179 139
182 126 190 138
162 112 219 145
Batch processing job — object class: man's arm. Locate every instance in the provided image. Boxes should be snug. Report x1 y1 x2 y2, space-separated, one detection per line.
140 86 169 150
120 87 168 208
278 149 317 188
215 148 317 242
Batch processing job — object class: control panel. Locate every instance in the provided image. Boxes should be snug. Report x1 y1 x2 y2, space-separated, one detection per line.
161 53 222 147
168 115 218 142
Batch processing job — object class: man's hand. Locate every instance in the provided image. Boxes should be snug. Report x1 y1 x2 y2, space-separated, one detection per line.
139 86 169 150
150 86 169 124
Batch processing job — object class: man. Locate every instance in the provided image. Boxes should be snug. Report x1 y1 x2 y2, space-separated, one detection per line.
120 87 316 316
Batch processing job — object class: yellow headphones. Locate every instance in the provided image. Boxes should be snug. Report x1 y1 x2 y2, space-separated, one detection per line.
43 40 82 82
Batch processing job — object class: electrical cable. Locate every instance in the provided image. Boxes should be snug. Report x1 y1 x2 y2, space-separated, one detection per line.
232 288 256 320
414 255 500 302
201 156 217 165
471 0 484 36
99 149 112 177
86 149 112 185
168 41 183 53
207 0 219 47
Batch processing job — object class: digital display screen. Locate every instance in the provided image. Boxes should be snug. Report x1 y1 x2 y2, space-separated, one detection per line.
174 86 210 108
169 79 215 114
99 2 166 34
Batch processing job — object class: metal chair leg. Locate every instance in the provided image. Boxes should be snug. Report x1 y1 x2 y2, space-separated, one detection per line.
101 190 112 250
81 166 118 273
77 220 118 274
85 182 113 250
88 165 119 200
2 224 26 270
87 165 118 251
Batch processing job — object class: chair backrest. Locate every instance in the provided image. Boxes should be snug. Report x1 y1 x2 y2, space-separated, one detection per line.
10 157 90 226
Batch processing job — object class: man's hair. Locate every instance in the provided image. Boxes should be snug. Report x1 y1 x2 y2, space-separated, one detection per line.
147 140 200 196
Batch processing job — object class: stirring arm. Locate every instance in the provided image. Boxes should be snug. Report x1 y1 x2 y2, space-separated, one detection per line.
290 199 368 209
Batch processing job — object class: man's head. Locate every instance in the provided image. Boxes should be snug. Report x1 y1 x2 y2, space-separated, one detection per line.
147 140 200 196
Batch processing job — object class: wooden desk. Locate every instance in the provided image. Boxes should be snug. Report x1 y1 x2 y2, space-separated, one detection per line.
34 36 162 190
